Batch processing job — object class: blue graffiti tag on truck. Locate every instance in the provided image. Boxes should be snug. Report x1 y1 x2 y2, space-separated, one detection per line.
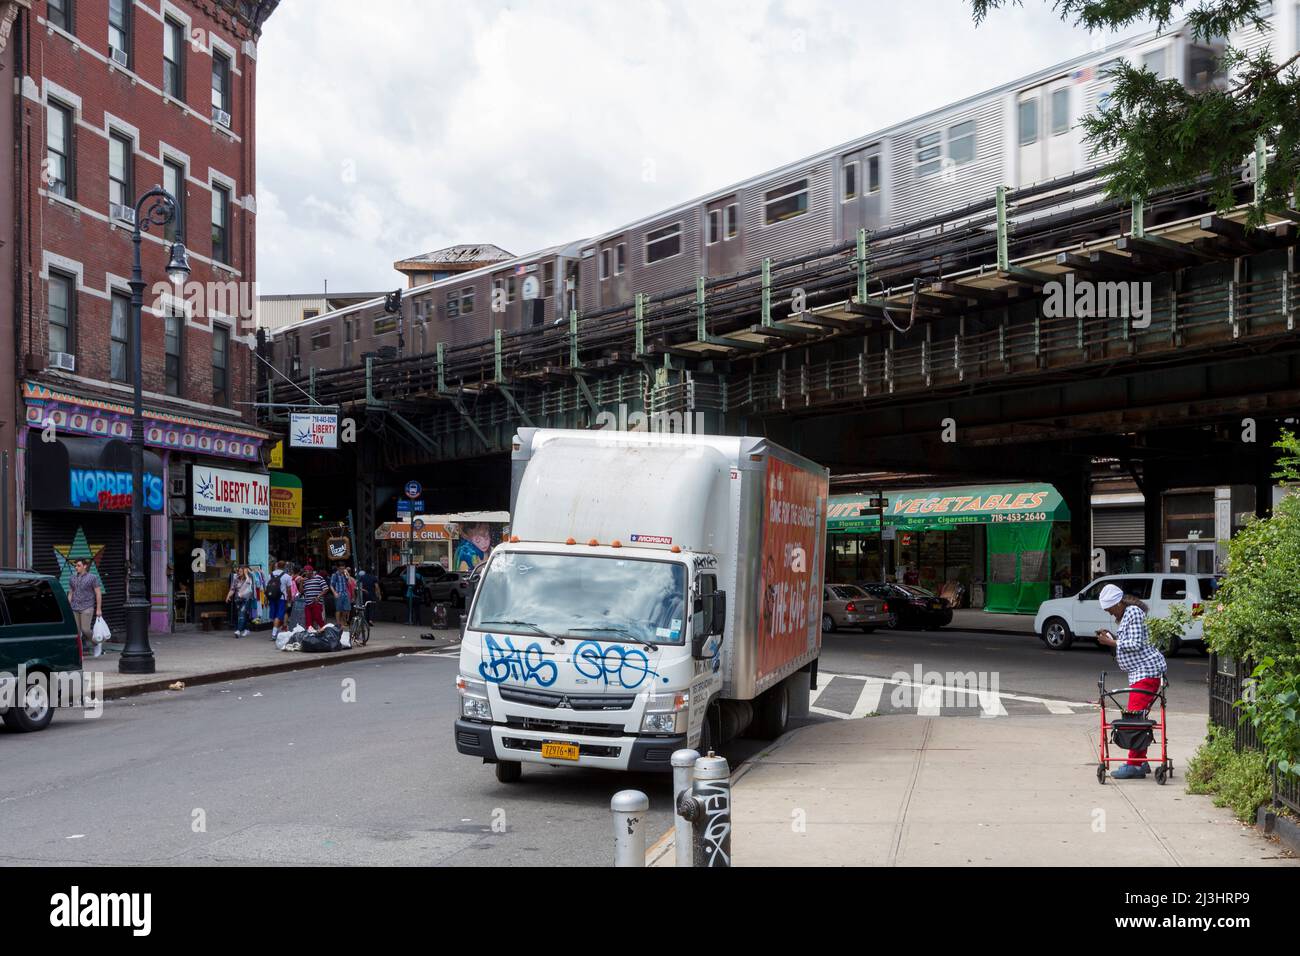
573 640 669 689
478 634 558 687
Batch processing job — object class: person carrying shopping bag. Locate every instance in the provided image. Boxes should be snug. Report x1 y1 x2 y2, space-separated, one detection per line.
1095 583 1167 779
65 558 106 657
226 566 258 638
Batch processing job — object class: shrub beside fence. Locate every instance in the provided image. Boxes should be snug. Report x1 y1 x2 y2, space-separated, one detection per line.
1208 652 1299 816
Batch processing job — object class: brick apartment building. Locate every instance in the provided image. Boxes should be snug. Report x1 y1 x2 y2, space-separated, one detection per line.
1 0 278 634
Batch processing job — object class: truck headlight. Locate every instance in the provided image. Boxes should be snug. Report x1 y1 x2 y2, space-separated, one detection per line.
457 675 492 722
641 691 688 735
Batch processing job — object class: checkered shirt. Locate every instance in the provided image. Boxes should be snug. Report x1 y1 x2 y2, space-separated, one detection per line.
1113 605 1167 682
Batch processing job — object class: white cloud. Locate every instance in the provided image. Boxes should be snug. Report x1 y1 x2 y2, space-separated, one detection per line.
255 0 1136 292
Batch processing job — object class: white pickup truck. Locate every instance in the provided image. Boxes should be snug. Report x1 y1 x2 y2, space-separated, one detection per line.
453 427 829 782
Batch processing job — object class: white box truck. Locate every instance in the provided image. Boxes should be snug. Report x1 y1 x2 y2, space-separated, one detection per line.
453 428 830 782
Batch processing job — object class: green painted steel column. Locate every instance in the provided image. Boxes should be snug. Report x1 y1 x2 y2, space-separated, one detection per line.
494 329 503 383
995 185 1008 272
570 309 580 368
1130 195 1145 238
635 293 646 356
761 258 772 327
1254 134 1267 206
696 276 707 342
856 228 868 303
436 342 446 392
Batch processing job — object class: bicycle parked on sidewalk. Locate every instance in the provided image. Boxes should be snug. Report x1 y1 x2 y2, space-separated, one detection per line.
350 600 375 647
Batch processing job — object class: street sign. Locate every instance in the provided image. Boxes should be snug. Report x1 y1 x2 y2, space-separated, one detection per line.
882 527 897 541
290 412 339 449
404 480 422 499
869 497 889 509
397 499 424 514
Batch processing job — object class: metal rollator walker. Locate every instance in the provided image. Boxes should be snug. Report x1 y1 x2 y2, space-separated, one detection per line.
1096 671 1172 785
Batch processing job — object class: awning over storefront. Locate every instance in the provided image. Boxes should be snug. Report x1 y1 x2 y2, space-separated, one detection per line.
27 434 165 514
374 522 451 541
828 484 1070 532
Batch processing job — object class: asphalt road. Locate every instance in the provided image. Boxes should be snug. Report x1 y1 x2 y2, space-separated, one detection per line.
0 627 1208 865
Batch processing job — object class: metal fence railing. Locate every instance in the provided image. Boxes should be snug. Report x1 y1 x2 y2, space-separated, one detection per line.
1207 652 1299 816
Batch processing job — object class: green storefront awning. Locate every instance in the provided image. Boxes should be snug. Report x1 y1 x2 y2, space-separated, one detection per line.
827 483 1070 533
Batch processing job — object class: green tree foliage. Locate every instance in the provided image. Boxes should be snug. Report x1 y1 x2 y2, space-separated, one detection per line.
971 1 1300 224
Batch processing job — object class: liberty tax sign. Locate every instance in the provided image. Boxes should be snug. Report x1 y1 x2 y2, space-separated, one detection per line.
290 412 339 449
191 465 271 521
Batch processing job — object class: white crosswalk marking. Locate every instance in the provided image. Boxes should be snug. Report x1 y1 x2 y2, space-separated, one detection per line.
1041 699 1075 714
977 690 1008 718
809 671 1091 721
850 678 887 719
916 683 943 716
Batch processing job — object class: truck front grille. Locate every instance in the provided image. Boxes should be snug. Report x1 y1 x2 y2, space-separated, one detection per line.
505 716 626 737
499 686 635 711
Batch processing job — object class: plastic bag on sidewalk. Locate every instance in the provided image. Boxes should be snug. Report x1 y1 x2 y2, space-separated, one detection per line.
92 616 111 644
339 630 351 649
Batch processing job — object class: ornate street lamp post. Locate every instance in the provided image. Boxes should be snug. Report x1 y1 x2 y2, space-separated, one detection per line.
119 187 190 674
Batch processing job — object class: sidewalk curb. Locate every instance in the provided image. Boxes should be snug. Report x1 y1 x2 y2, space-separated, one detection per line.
1257 807 1300 856
101 642 455 701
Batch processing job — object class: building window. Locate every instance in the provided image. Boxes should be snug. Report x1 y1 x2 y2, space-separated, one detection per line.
764 179 809 225
163 159 185 242
47 0 73 33
311 329 330 351
211 183 230 265
108 0 131 65
542 262 554 299
1051 88 1071 135
616 242 626 275
724 202 738 239
164 309 183 396
947 120 976 165
1019 99 1038 146
373 315 396 335
915 130 942 176
301 309 319 321
48 271 75 356
645 222 682 264
867 155 881 193
600 248 610 280
446 289 460 318
110 292 131 383
842 162 858 201
461 286 475 313
708 209 722 243
163 17 185 99
108 132 133 213
212 50 231 115
212 324 229 406
46 101 74 198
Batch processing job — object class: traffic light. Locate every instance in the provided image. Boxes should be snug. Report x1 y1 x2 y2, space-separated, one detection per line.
384 289 402 313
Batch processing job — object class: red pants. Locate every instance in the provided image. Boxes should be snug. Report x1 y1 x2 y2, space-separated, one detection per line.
1126 677 1161 766
304 602 325 629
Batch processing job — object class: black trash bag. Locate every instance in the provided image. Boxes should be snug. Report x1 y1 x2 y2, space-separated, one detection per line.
1111 717 1155 751
300 625 343 653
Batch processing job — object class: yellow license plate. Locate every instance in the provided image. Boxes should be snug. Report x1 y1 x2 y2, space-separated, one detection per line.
541 742 580 761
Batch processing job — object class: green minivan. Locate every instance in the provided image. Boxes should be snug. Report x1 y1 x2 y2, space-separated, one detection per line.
0 569 84 732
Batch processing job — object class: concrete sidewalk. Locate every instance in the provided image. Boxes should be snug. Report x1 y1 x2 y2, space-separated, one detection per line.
83 622 461 699
948 609 1037 634
652 712 1297 867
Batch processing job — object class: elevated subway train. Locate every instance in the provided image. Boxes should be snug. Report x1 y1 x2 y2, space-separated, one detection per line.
267 8 1296 378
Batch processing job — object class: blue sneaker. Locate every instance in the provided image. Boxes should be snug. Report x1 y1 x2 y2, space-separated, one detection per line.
1111 764 1145 779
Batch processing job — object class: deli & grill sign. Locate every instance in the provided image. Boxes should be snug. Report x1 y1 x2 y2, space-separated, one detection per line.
190 465 270 521
290 412 339 449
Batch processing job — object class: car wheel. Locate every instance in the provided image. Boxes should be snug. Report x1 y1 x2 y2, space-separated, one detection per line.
886 613 900 629
494 760 522 783
821 613 836 634
2 674 54 732
1042 617 1074 651
753 680 790 740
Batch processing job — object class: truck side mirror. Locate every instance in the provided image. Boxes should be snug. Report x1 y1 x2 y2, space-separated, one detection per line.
711 591 727 636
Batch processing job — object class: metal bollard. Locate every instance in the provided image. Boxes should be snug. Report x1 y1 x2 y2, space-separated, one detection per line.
671 748 700 868
611 789 649 867
675 751 732 868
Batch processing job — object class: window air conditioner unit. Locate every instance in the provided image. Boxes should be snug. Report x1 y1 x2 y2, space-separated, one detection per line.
110 47 129 68
109 203 136 224
49 351 76 372
169 475 188 497
212 107 231 128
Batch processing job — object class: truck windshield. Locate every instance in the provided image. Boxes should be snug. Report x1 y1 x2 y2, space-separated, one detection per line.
468 551 688 645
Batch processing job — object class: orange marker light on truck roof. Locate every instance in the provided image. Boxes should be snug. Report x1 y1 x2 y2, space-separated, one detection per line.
588 538 599 547
670 545 681 553
509 535 520 543
611 539 622 548
565 537 576 545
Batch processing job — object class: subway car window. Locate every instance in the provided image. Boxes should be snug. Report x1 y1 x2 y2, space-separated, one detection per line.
867 156 880 193
645 223 682 263
616 243 626 274
708 209 721 244
1018 98 1038 145
462 287 475 313
724 203 738 239
764 179 808 224
842 162 857 200
915 131 942 176
948 120 976 165
1051 88 1070 134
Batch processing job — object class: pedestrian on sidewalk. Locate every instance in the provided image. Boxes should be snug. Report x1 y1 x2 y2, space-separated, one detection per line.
286 564 305 629
355 566 377 625
65 558 104 655
226 566 258 638
330 563 352 629
300 565 328 630
1095 584 1166 779
267 560 288 641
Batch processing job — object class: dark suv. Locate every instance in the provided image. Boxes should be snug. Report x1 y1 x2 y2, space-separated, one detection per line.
0 570 84 732
381 564 474 608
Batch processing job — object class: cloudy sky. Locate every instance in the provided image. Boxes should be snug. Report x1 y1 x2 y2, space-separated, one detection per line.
254 0 1139 294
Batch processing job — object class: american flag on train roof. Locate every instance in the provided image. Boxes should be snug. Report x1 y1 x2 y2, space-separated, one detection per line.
513 264 527 276
1072 67 1093 82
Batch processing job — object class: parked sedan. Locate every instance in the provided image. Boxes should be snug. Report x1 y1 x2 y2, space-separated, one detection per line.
821 584 892 633
857 583 953 630
380 564 474 607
